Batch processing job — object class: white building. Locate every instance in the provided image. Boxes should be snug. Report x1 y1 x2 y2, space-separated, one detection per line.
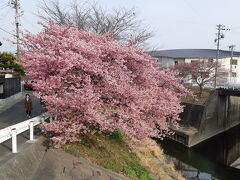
149 49 240 85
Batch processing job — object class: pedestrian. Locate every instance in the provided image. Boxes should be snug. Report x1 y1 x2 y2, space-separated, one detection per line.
24 94 32 118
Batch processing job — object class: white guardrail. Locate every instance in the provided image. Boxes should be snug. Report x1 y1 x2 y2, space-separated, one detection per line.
0 112 50 153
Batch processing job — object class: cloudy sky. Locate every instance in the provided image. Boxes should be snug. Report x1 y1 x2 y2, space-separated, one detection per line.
0 0 240 54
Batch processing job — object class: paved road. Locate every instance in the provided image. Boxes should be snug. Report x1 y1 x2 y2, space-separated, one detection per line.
0 91 43 158
0 91 42 129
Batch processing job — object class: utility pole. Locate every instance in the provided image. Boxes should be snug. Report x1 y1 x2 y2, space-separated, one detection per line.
229 45 235 84
214 24 230 89
10 0 21 59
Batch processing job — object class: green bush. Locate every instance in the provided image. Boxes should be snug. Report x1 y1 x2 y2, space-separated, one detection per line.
110 129 123 142
0 52 24 75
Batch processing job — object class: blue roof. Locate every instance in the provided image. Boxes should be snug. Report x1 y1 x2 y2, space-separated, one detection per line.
148 49 240 59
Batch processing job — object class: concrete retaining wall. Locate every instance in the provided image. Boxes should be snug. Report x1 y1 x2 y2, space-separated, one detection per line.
179 92 240 147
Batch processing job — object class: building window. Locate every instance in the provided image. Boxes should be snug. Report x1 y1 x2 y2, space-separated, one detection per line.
174 61 178 65
231 59 237 65
232 72 237 77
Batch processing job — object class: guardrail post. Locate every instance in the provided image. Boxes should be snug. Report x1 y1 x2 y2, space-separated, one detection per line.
11 128 17 153
30 121 34 141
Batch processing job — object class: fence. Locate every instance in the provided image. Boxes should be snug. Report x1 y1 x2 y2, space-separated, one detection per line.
0 112 49 153
217 77 240 89
227 77 240 85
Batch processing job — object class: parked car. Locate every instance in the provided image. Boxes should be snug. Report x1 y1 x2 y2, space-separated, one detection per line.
24 80 37 90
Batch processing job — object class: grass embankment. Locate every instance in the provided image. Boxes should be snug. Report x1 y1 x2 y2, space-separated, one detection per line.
63 131 184 180
128 138 185 180
181 86 212 105
63 131 154 180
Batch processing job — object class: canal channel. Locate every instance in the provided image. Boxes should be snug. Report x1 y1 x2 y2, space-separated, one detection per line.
158 124 240 180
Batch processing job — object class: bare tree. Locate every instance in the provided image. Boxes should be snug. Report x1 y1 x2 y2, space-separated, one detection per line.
38 0 70 25
38 0 153 48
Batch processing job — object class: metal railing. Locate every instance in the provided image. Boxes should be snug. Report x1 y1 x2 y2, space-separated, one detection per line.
227 77 240 85
0 112 49 153
217 77 240 89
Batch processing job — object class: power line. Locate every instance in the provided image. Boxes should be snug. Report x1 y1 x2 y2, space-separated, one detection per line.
231 26 240 29
0 26 16 36
0 4 10 11
0 1 8 8
182 0 215 26
22 16 39 31
0 6 12 18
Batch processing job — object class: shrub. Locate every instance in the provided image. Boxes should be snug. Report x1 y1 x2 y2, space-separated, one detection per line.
111 130 123 142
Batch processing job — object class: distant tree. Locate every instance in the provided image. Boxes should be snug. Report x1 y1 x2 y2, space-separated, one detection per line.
38 0 153 48
0 53 15 66
170 63 193 83
173 60 228 96
20 20 191 147
0 52 24 75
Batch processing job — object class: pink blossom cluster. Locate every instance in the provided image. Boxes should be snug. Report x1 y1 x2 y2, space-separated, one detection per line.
20 20 190 147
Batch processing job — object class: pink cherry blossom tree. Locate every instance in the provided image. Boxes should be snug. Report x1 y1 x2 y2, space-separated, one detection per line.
172 60 228 97
170 63 193 83
19 20 191 147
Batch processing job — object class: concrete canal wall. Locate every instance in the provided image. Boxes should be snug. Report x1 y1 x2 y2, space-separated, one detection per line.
172 91 240 147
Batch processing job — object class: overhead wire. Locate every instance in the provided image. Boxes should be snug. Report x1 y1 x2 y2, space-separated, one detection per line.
182 0 215 26
230 26 240 31
0 1 8 8
1 6 12 17
0 2 14 37
0 4 9 11
22 14 40 32
0 27 16 37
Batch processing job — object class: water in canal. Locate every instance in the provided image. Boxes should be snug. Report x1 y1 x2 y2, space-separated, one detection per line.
158 124 240 180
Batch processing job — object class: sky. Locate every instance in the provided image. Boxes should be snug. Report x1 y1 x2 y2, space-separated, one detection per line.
0 0 240 54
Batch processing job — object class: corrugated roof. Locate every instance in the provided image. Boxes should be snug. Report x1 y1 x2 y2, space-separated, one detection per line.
148 49 240 59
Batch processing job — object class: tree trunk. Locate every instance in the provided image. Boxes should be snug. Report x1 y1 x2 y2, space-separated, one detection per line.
199 86 203 97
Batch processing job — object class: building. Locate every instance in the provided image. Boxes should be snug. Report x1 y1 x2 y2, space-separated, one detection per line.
149 49 240 85
0 75 21 99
